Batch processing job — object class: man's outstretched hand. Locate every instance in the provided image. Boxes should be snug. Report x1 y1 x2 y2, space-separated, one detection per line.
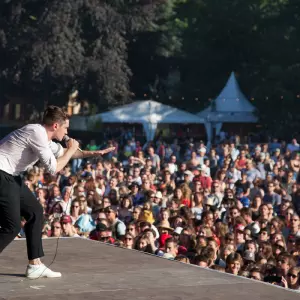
97 147 115 156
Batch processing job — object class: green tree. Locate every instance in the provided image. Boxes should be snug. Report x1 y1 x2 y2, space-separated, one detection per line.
0 0 169 109
128 0 186 102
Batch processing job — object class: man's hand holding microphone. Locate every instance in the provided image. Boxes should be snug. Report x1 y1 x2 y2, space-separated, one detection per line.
55 136 80 173
66 138 80 154
64 135 81 154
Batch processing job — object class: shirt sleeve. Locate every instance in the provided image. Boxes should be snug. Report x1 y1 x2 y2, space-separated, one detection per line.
28 129 57 175
49 141 64 158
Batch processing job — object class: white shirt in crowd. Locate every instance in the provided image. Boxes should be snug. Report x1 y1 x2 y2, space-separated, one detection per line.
60 199 72 215
0 124 63 176
168 163 178 174
230 148 240 161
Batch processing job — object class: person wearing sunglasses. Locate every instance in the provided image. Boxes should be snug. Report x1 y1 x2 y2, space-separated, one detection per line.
96 223 115 244
277 253 296 278
104 206 126 240
286 267 300 290
123 233 135 249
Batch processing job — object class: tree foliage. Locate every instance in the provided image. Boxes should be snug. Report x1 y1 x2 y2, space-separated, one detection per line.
1 0 300 137
129 0 300 137
0 0 168 108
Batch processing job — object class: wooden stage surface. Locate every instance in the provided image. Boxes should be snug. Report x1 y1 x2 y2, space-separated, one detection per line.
0 238 298 300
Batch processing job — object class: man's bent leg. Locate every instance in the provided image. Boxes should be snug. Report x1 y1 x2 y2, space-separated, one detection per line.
20 182 61 278
0 171 21 254
20 183 44 260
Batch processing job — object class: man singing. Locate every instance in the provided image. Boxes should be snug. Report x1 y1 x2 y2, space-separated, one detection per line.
0 106 114 279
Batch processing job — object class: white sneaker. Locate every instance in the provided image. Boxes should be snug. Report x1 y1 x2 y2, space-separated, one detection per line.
25 264 62 279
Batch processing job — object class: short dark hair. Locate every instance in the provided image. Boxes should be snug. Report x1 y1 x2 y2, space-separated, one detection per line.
277 253 296 268
226 252 243 267
241 207 252 217
165 237 178 247
42 106 69 126
142 228 157 238
194 254 210 265
210 265 225 272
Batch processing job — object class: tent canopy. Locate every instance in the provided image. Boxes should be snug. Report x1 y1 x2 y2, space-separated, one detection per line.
196 72 258 142
197 72 257 122
98 100 204 124
197 106 257 123
213 72 256 112
89 100 205 141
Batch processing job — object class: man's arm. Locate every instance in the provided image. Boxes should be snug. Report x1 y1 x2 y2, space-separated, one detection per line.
29 132 79 175
64 147 115 159
56 148 77 173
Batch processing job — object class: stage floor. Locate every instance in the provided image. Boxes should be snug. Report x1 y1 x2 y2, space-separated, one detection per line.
0 238 298 300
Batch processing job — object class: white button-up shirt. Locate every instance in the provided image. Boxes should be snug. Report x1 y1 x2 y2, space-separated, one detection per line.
0 124 63 176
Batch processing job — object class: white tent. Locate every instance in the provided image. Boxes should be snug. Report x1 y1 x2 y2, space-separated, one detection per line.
71 100 205 141
197 72 258 142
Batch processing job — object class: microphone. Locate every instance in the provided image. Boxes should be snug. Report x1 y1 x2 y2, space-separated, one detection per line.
63 135 83 152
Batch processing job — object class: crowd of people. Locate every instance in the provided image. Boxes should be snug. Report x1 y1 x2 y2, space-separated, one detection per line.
19 135 300 291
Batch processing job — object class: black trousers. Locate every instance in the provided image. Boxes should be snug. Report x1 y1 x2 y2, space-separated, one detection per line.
0 170 44 260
